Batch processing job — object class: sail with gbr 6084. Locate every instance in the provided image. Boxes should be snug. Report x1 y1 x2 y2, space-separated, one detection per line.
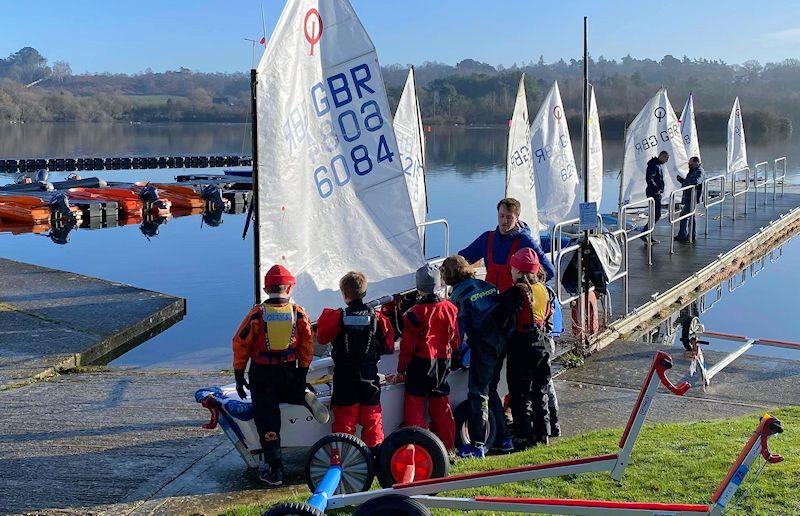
254 0 423 317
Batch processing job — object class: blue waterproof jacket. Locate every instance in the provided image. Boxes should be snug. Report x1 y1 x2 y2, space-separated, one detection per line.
678 165 704 204
449 277 500 337
458 223 555 281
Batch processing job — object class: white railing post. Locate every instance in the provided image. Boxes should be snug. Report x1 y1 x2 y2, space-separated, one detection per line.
668 184 698 254
754 161 769 209
774 157 786 200
703 174 725 235
731 167 750 221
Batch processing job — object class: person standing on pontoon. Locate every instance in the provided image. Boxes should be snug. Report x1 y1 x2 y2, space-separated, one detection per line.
675 156 703 243
644 151 669 243
458 198 554 292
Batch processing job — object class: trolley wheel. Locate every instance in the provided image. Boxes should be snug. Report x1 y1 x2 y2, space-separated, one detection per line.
352 494 431 516
305 432 374 495
263 501 324 516
376 426 449 488
453 400 497 450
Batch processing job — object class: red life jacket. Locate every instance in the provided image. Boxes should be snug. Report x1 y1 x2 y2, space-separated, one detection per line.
485 230 521 293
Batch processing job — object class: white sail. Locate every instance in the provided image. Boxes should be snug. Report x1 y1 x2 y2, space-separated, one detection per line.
727 96 747 175
393 67 427 242
587 84 603 206
505 74 538 241
531 81 579 230
254 0 423 317
679 92 701 161
621 88 689 205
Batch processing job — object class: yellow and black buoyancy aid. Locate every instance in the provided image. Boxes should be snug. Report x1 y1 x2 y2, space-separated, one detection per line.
257 302 298 364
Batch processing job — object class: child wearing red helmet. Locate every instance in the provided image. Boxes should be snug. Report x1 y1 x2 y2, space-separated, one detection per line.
496 248 553 450
232 264 329 486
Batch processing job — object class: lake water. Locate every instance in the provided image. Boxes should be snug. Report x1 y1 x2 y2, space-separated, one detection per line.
1 123 798 369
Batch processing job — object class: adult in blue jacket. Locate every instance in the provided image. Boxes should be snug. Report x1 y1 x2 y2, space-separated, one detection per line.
675 156 703 242
458 198 554 292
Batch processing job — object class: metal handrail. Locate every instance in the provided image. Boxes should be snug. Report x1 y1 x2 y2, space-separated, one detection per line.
548 215 604 265
603 228 629 314
668 184 698 254
554 240 582 305
750 255 766 277
549 217 580 265
731 167 750 220
620 197 655 266
703 174 725 235
774 157 787 200
418 219 450 260
753 161 769 209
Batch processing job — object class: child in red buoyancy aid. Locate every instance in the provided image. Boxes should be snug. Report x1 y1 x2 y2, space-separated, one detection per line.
398 264 459 450
316 271 395 453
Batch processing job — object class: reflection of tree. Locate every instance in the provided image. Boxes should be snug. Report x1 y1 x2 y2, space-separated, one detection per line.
0 122 248 159
427 126 505 178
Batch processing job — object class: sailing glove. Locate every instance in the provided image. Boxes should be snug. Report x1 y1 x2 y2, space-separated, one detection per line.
234 369 249 400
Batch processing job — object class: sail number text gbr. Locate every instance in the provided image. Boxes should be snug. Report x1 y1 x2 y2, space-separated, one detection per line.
308 63 395 199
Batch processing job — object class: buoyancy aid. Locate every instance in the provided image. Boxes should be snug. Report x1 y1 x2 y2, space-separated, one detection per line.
331 306 381 365
256 302 299 364
514 282 552 333
450 277 500 335
486 230 521 292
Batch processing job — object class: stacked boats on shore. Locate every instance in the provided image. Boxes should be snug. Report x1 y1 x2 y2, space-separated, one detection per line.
0 172 253 241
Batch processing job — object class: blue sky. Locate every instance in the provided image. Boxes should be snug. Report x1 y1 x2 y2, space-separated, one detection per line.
4 1 800 73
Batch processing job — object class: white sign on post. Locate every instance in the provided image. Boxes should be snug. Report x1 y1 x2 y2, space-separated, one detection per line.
579 201 598 232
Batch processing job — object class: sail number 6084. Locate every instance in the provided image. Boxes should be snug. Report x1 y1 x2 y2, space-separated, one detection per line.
314 134 394 199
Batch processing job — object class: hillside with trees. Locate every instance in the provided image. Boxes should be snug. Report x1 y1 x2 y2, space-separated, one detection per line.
0 47 794 140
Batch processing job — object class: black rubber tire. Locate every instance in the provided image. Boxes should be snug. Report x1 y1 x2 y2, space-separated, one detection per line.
263 502 324 516
376 426 449 488
305 432 374 495
353 494 432 516
453 399 497 450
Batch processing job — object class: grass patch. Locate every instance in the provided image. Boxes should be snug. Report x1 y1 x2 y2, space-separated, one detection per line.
223 407 800 515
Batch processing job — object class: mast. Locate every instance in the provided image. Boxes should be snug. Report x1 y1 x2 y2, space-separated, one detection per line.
580 16 590 348
250 69 262 304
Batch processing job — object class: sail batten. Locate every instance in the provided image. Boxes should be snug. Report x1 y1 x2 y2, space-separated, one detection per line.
620 88 689 205
505 74 539 239
254 0 423 317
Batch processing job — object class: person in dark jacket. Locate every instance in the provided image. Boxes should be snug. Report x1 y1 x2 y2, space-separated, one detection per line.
316 272 395 452
645 151 669 243
398 264 459 450
675 156 704 242
441 255 511 458
459 198 554 291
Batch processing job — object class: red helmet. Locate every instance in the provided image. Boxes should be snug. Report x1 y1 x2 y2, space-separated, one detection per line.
510 248 540 275
264 264 296 287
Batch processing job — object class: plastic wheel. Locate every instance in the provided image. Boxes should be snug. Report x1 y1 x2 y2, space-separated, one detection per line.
352 494 431 516
453 400 497 450
263 502 324 516
376 426 449 488
305 432 374 495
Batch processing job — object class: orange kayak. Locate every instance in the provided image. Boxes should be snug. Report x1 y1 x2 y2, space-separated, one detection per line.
133 182 205 209
0 220 51 235
0 195 54 223
67 187 144 216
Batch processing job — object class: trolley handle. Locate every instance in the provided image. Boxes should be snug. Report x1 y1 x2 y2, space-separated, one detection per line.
200 395 221 430
655 351 691 396
760 416 784 464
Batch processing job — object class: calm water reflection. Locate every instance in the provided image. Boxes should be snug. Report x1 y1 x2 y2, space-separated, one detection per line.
0 123 798 368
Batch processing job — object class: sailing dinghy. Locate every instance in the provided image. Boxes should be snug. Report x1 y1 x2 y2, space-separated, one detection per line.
196 0 500 465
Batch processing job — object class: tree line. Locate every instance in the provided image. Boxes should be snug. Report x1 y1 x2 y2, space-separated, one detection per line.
0 47 794 140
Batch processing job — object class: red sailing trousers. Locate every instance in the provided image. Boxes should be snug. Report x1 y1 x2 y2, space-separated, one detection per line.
332 404 384 448
403 394 455 450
